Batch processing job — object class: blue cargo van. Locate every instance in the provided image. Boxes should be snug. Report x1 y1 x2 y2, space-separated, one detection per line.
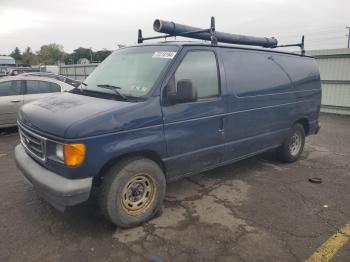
14 22 321 227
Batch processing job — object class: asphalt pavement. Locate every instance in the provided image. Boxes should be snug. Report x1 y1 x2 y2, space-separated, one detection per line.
0 113 349 262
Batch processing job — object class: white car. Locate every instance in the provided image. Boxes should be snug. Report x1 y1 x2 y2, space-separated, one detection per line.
0 75 74 128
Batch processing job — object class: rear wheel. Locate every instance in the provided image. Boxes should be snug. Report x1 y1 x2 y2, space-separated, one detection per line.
277 123 305 163
99 157 166 227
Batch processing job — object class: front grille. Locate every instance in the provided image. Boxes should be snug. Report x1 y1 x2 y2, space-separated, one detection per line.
19 123 47 162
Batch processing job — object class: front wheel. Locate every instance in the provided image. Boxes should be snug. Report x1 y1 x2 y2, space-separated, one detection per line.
277 124 305 163
99 157 166 228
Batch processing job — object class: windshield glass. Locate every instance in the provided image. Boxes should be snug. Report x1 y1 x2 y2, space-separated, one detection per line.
82 46 178 98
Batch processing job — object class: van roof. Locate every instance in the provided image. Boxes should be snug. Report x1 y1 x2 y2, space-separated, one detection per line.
132 41 313 58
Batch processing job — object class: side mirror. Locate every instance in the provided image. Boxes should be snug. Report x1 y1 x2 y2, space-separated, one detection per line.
169 79 197 104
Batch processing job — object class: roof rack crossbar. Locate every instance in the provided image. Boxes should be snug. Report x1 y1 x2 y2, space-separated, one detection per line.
273 35 305 55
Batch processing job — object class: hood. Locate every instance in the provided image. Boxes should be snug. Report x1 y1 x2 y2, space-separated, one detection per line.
18 93 162 139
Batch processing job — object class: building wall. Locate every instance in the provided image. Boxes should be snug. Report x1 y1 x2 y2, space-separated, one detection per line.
307 48 350 115
59 48 350 115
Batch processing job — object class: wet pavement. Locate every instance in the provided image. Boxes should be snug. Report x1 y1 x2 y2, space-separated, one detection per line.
0 114 349 262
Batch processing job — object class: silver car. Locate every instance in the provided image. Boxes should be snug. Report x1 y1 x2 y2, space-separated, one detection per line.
0 75 74 128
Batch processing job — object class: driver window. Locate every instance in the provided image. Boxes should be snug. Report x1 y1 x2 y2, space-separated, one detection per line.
174 51 219 99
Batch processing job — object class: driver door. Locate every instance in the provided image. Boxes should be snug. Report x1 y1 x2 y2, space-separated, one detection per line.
162 48 226 179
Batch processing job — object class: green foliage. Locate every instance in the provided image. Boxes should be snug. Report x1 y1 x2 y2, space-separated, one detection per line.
93 49 112 62
64 53 75 64
37 43 66 65
64 47 112 64
10 47 22 62
8 43 114 65
73 47 92 60
22 47 39 66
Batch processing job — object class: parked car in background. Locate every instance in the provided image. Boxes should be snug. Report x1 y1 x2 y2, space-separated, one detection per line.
21 72 82 88
0 76 74 128
0 67 9 78
7 68 41 76
0 72 7 78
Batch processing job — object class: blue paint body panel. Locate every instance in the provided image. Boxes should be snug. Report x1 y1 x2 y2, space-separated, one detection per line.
16 43 321 185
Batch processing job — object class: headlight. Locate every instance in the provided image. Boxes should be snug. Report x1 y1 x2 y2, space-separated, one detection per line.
56 144 64 161
55 143 86 167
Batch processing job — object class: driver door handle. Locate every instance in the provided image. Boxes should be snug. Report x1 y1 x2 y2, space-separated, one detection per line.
11 100 21 103
219 117 225 134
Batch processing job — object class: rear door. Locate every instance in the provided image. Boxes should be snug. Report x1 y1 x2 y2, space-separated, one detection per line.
24 80 61 104
0 80 24 126
162 47 227 179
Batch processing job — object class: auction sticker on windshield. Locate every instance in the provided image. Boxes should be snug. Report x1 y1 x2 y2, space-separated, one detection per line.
152 51 176 59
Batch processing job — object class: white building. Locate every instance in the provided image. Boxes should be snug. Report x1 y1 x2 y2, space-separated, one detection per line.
0 56 15 66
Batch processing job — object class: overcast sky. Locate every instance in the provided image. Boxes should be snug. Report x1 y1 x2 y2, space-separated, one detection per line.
0 0 349 54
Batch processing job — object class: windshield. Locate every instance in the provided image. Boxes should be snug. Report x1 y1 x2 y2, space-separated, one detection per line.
82 46 178 98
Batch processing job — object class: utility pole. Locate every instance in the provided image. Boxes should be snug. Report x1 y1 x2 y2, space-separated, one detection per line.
347 26 350 48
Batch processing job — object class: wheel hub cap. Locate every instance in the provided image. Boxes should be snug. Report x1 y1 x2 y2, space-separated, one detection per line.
289 131 301 156
121 174 156 216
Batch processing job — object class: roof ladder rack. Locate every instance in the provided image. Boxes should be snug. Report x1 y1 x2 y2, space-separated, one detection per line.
138 18 306 55
137 17 278 48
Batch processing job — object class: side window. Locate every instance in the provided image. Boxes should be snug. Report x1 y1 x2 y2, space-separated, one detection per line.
174 51 219 99
273 55 320 91
38 81 61 93
222 51 292 97
26 80 61 94
0 81 21 96
26 80 38 94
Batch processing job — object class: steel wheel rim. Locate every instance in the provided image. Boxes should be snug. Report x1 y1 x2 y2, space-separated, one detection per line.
121 174 156 216
289 131 302 156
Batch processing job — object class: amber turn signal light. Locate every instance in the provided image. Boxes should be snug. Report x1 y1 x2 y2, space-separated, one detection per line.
63 143 86 167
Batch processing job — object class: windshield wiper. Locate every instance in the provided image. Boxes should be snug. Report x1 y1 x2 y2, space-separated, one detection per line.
97 84 128 101
97 84 121 89
70 82 87 94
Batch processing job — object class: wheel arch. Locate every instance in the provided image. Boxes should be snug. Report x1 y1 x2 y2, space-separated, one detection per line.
93 150 167 186
294 118 309 135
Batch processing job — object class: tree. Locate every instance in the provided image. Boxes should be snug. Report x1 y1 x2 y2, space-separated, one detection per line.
63 47 112 65
64 53 75 64
66 47 111 64
10 47 22 62
22 47 39 66
73 47 93 61
93 49 112 62
37 43 66 65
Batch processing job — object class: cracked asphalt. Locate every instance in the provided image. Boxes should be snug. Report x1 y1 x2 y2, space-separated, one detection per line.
0 113 349 262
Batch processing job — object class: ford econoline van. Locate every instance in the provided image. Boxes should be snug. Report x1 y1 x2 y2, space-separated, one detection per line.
14 39 321 227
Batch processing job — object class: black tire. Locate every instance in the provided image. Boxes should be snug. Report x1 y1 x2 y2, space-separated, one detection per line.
99 157 166 228
277 123 305 163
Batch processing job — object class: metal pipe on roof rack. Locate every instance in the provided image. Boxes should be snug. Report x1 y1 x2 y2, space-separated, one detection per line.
153 19 278 48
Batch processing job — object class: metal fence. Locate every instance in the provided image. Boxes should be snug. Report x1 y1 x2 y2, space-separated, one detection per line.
59 63 99 81
59 48 350 115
